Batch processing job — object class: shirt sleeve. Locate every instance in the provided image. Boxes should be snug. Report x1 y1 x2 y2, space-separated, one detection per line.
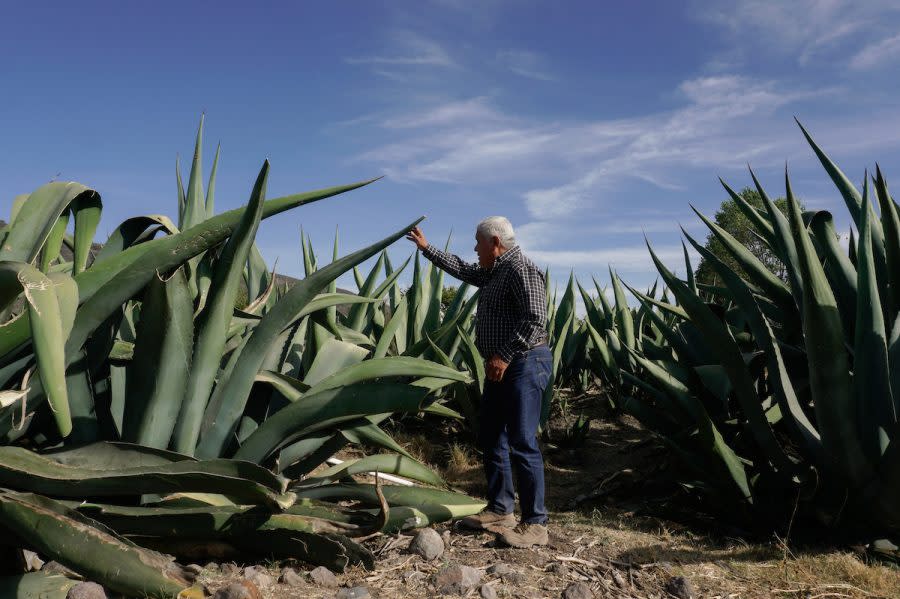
421 244 492 288
496 266 548 363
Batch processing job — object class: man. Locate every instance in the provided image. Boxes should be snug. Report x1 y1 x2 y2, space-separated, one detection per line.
406 217 552 548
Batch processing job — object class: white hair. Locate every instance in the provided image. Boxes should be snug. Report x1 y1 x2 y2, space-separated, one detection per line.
477 216 516 248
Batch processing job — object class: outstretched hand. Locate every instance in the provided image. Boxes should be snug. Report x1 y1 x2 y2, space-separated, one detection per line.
405 226 428 251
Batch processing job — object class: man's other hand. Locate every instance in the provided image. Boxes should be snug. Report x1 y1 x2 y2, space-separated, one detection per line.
486 354 509 382
405 226 428 251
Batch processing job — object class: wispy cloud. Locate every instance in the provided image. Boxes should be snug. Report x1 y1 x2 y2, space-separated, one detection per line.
691 0 900 68
345 31 457 71
528 244 695 275
849 33 900 70
495 49 556 81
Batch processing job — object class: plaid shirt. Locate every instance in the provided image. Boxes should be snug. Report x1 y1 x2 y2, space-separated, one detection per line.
422 244 548 363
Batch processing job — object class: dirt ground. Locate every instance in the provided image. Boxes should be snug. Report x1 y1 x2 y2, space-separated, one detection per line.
199 391 900 598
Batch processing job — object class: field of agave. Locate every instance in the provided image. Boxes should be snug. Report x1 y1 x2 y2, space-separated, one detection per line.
1 117 898 596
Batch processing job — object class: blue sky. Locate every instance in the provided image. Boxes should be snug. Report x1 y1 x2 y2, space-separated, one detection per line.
3 1 900 299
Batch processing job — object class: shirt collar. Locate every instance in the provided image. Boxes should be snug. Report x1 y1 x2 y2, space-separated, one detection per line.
493 245 520 267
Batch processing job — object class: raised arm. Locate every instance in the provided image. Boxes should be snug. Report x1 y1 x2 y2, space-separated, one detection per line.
406 226 491 287
421 244 491 287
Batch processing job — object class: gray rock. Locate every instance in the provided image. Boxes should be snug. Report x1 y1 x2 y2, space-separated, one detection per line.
486 563 514 576
242 566 274 589
432 563 482 595
561 582 594 599
220 562 241 576
409 527 444 561
402 570 426 585
205 562 221 573
336 586 371 599
212 581 261 599
23 550 44 572
441 529 452 545
310 565 339 588
279 567 305 586
480 583 498 599
43 561 78 577
66 582 107 599
185 563 204 575
665 576 695 599
501 571 525 584
547 562 569 576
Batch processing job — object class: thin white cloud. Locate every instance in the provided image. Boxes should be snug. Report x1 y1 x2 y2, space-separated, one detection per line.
849 33 900 70
529 244 692 274
495 49 556 81
345 31 457 70
691 0 900 68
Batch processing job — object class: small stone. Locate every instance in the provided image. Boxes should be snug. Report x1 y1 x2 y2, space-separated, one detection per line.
432 563 482 595
242 567 275 589
220 562 241 576
501 571 525 584
185 563 204 575
23 550 44 571
665 576 695 599
402 570 426 585
310 565 339 588
547 562 569 576
441 529 452 545
43 561 78 577
66 582 108 599
486 563 514 576
336 586 371 599
279 567 305 587
480 583 498 599
205 562 221 573
409 527 444 561
561 583 593 599
212 580 262 599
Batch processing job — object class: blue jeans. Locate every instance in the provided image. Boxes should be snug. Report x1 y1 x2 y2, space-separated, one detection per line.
479 345 552 524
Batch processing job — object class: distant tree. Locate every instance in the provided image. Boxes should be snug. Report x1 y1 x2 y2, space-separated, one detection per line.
694 187 803 286
441 285 459 310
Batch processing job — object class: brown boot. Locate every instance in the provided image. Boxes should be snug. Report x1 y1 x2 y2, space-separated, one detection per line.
497 523 549 547
458 510 516 531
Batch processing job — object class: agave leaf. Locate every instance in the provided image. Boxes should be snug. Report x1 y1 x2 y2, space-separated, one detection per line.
0 571 78 599
785 170 875 487
297 454 443 488
749 167 804 304
123 267 194 450
690 204 794 308
233 383 429 464
294 483 486 531
69 190 102 276
720 177 776 244
406 253 424 345
347 252 387 331
687 230 824 463
663 233 797 476
0 446 293 509
305 356 469 396
809 211 857 337
303 339 370 387
0 183 94 265
796 119 887 280
457 326 485 393
195 217 424 459
172 163 268 455
628 348 751 500
206 142 221 217
0 492 198 599
41 441 193 468
874 166 900 322
93 215 179 264
0 262 70 437
39 210 70 272
854 177 895 460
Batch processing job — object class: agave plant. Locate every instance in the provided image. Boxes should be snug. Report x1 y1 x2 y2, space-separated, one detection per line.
586 121 900 536
0 119 487 595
